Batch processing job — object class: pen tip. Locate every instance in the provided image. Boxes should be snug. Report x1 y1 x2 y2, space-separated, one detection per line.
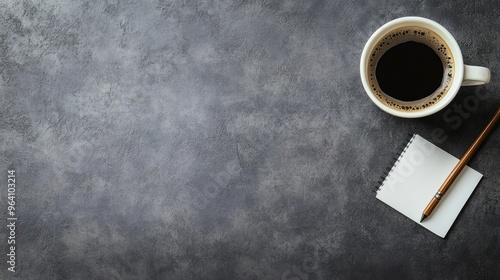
420 214 427 223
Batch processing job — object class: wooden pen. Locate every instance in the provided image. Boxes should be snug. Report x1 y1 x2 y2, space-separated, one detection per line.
420 106 500 222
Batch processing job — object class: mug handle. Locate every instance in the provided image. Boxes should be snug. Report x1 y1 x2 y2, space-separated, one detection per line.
462 65 491 86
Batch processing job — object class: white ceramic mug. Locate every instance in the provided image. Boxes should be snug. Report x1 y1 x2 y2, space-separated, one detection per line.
360 16 490 118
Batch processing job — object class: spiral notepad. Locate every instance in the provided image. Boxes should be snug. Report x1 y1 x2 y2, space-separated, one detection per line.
376 134 483 238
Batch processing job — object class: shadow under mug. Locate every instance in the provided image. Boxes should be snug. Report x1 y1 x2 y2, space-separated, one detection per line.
360 16 491 118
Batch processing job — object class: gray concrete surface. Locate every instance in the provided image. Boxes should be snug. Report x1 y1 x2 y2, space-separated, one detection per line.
1 0 499 279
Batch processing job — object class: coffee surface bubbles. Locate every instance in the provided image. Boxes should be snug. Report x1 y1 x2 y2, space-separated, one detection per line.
368 27 454 112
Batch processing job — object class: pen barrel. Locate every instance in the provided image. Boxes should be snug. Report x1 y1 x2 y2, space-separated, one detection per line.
461 107 500 161
422 106 500 221
439 106 500 195
437 161 467 195
422 196 440 216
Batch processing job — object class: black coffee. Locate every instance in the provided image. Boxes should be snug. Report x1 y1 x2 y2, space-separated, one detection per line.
376 41 443 101
367 27 454 111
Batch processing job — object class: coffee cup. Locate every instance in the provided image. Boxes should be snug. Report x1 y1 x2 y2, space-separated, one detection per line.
360 16 490 118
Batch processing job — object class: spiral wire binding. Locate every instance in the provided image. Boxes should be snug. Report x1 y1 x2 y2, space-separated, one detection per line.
374 133 417 193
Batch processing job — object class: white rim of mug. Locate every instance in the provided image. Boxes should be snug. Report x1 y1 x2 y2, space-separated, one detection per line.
360 16 464 118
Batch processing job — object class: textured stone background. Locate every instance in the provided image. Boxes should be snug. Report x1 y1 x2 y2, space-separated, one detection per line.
1 0 499 279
